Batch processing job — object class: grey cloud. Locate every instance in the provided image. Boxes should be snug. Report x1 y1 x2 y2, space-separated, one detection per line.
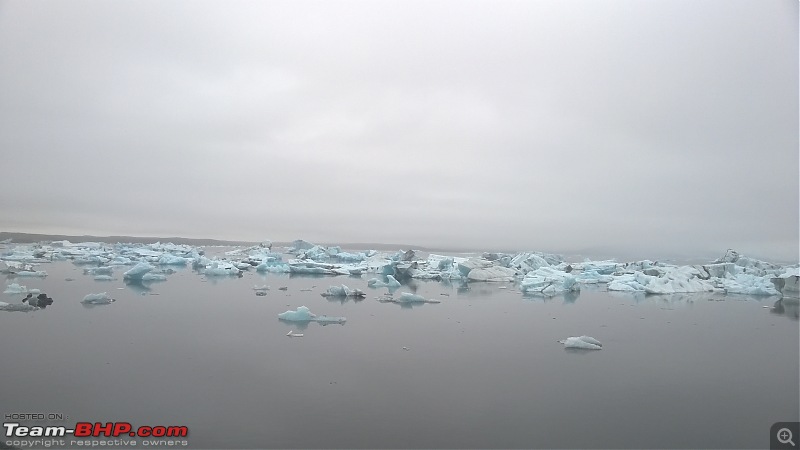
0 0 796 261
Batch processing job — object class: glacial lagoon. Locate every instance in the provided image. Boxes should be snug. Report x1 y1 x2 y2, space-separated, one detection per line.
0 242 797 449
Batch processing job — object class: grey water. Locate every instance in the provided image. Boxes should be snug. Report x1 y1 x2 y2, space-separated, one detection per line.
0 259 797 449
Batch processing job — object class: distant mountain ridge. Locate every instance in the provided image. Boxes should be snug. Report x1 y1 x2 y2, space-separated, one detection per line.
0 232 259 247
0 232 452 253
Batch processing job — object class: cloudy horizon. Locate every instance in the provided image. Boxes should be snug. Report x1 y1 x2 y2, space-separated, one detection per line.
1 0 797 262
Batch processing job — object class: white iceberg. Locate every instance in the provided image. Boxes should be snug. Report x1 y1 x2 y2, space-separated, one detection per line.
321 285 366 298
368 275 402 288
0 301 38 312
467 266 517 282
560 335 603 350
203 261 241 276
278 306 346 324
13 270 48 277
123 262 154 280
81 292 115 304
520 267 579 296
377 292 441 304
4 283 27 294
608 266 715 294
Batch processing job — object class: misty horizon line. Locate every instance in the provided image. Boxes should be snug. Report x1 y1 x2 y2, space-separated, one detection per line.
1 230 793 265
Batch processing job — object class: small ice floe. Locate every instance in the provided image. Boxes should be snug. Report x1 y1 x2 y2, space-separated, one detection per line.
402 346 410 351
4 283 27 294
81 292 116 305
278 306 346 324
279 286 288 291
286 331 304 338
367 275 402 289
13 269 48 277
559 335 603 350
0 301 38 312
253 285 270 291
320 285 366 298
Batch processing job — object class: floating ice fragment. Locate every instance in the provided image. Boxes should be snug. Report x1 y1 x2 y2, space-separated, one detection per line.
560 336 602 350
203 261 241 276
321 285 366 298
81 292 115 305
367 275 402 288
467 266 517 282
4 283 27 294
14 270 47 277
142 272 167 282
0 301 38 312
286 331 304 337
93 275 115 281
253 285 270 291
520 267 579 296
278 306 346 324
123 262 153 280
378 292 442 304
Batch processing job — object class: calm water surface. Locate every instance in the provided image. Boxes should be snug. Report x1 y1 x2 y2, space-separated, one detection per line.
1 259 797 449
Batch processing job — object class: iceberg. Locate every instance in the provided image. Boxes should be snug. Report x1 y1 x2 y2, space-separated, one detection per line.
0 301 38 312
93 275 115 281
520 267 579 296
771 268 800 299
320 285 366 298
278 306 347 324
158 254 188 266
13 270 47 277
81 292 115 304
466 266 517 282
203 261 241 276
377 292 441 304
142 272 167 281
4 283 27 294
560 336 603 350
84 266 114 276
607 266 715 294
290 239 316 251
367 275 402 288
123 262 154 280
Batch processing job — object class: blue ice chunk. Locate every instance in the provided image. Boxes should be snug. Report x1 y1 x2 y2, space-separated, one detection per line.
368 275 401 288
334 251 366 262
158 254 188 266
81 292 115 304
278 306 346 324
142 272 167 281
321 285 366 298
290 240 316 251
0 301 38 312
4 283 27 294
256 261 290 273
203 261 241 276
278 306 315 321
520 267 579 296
124 262 153 280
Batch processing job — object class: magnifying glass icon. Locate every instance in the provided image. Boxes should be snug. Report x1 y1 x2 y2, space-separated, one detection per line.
778 428 796 446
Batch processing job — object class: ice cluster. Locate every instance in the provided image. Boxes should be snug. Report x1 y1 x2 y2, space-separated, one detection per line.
1 238 796 308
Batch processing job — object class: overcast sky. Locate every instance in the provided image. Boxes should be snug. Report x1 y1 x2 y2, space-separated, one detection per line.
0 0 797 261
